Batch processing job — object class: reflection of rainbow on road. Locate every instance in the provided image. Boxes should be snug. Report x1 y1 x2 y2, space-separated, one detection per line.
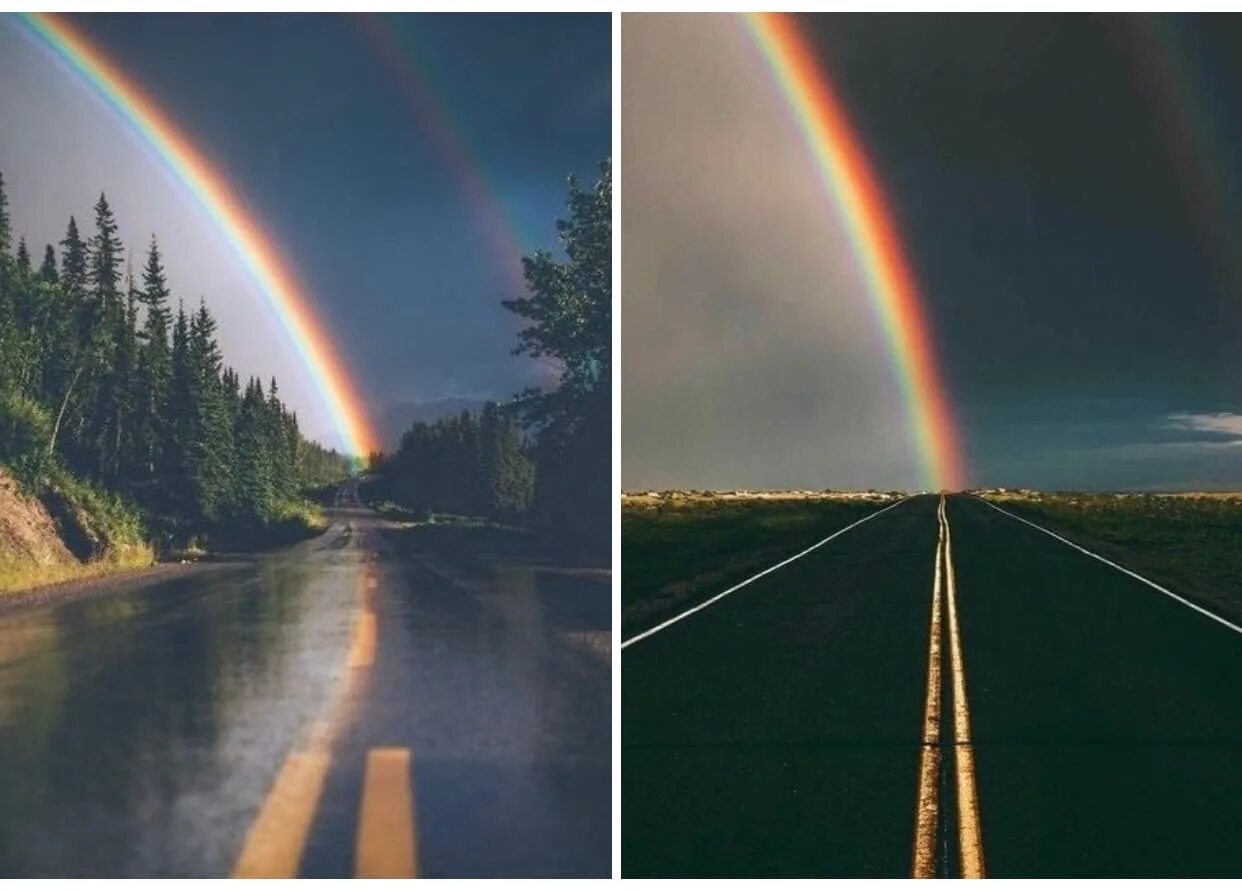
18 12 378 457
744 13 964 491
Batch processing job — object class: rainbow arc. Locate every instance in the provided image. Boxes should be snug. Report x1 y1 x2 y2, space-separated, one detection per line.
18 12 378 458
744 12 965 491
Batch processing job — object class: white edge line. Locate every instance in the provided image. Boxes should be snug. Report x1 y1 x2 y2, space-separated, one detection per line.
977 496 1242 636
621 496 912 650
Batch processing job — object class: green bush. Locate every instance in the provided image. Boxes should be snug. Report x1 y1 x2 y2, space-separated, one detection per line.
0 391 53 486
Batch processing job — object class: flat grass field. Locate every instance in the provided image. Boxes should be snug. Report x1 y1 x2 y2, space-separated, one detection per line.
621 491 899 639
985 490 1242 626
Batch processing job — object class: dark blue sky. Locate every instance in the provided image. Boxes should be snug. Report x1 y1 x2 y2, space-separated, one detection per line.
624 13 1242 491
1 13 610 448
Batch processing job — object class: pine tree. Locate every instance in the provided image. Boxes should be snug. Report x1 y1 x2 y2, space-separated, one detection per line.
235 376 274 522
168 302 193 522
59 216 87 310
0 170 10 257
135 237 172 484
110 266 141 486
15 237 30 276
45 217 90 465
81 194 125 478
87 193 123 338
39 245 58 284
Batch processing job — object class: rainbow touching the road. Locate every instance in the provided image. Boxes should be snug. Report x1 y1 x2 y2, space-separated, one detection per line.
17 12 378 458
744 13 965 491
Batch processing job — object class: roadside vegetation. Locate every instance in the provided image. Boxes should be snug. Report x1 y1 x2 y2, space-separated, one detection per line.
370 161 610 562
0 170 351 592
981 489 1242 623
622 491 899 639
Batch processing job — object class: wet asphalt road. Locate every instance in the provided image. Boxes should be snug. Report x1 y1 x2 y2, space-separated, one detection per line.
0 491 610 877
622 493 1242 878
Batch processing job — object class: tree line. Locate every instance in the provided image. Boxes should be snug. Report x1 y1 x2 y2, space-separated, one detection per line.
381 403 534 523
0 170 352 546
375 160 610 557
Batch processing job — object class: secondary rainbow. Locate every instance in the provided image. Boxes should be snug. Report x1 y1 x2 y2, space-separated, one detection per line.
744 13 965 491
356 14 529 293
18 12 378 458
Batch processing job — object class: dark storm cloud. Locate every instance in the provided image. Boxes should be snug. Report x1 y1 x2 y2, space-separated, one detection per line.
623 12 1242 490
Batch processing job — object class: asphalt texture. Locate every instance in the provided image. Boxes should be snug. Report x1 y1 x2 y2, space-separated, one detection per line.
0 488 610 877
622 493 1242 877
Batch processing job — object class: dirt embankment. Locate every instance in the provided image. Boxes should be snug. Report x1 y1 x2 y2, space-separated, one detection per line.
0 471 75 568
0 468 153 596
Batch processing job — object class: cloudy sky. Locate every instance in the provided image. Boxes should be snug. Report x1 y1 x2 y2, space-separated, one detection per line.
0 13 610 450
623 13 1242 491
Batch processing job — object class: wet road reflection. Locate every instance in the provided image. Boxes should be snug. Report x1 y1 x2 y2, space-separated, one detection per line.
0 503 610 877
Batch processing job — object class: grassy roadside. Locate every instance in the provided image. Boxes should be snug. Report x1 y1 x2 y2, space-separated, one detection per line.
980 489 1242 624
622 491 900 639
0 468 155 596
0 545 153 596
1 463 333 598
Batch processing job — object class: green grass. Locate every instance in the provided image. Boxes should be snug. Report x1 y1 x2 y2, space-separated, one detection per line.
622 492 899 638
984 490 1242 624
0 545 153 596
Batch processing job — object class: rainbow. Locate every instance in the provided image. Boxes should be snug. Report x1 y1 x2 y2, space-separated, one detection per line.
17 12 378 458
743 13 964 491
355 14 529 294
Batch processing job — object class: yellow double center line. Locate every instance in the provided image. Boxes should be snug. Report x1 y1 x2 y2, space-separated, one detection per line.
912 495 985 878
233 559 418 878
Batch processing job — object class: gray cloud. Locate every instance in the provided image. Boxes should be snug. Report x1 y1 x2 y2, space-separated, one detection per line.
621 14 919 491
1165 412 1242 442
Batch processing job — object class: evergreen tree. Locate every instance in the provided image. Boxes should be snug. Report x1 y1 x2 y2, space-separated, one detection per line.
235 376 274 522
0 170 10 256
59 216 88 310
80 194 125 478
44 217 90 464
185 300 233 523
15 237 30 276
110 266 141 485
0 173 353 550
39 245 57 284
135 237 172 484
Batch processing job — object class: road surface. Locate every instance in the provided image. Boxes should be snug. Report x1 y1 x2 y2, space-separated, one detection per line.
622 493 1242 877
0 482 610 877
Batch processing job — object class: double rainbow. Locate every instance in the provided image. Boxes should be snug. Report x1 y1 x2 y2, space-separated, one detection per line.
745 13 965 491
18 12 378 458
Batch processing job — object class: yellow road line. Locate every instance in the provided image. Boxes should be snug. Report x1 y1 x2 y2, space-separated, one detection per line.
356 747 418 878
942 497 986 878
911 497 946 878
232 751 331 878
348 610 377 669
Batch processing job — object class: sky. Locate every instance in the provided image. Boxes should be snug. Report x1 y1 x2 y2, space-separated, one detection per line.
0 12 610 451
623 13 1242 492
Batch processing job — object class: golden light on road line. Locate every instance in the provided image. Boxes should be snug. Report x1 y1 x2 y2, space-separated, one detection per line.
232 751 331 878
911 502 945 878
911 495 986 878
356 748 418 878
348 611 377 669
943 498 986 878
